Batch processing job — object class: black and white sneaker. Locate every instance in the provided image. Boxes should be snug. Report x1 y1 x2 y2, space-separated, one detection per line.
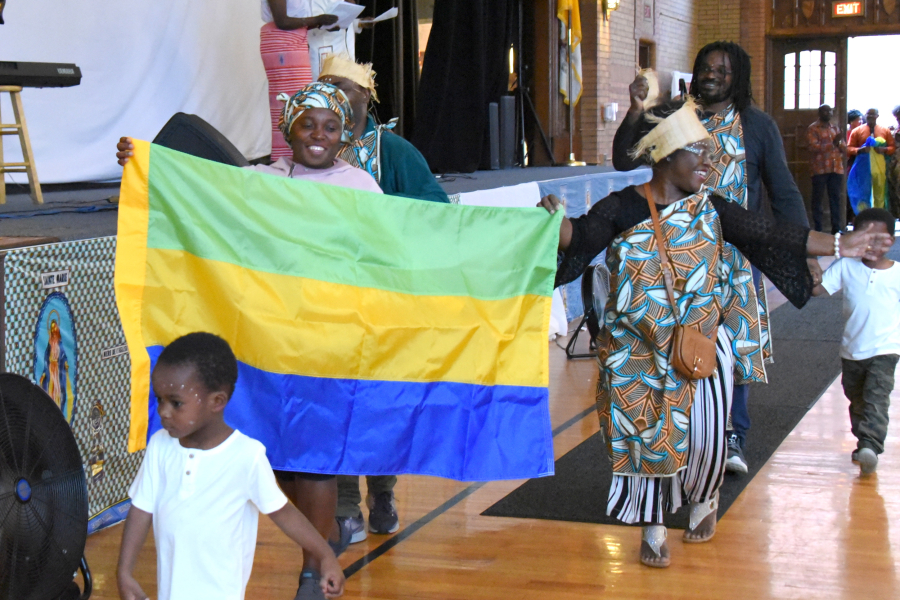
366 491 400 534
725 433 748 474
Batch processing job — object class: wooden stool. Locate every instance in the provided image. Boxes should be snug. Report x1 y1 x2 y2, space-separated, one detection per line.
0 86 43 205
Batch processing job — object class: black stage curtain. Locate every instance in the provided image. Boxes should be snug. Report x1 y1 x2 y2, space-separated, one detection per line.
410 0 516 173
356 0 419 137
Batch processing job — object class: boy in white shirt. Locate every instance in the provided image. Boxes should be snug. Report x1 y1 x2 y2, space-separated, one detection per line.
116 332 344 600
814 208 900 475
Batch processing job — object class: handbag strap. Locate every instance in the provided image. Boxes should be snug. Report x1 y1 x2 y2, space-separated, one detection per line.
643 183 679 315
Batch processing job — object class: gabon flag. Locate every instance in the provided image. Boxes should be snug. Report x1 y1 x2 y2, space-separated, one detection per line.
115 141 560 480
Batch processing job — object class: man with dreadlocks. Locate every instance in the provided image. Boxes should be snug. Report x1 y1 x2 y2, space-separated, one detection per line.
612 41 813 475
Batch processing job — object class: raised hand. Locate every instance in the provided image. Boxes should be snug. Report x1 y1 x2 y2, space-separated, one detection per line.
839 223 894 258
628 75 649 113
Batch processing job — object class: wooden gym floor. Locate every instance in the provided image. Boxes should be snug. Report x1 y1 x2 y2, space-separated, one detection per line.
83 309 900 598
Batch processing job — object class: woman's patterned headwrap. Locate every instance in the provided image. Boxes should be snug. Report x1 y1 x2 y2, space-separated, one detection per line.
277 82 354 144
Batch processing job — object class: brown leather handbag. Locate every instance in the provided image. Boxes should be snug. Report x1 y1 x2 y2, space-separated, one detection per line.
643 184 717 380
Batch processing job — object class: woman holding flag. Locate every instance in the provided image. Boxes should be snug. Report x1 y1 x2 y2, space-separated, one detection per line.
540 99 891 568
119 81 380 600
848 108 897 215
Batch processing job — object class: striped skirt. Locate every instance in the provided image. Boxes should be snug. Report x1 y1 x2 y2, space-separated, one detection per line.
606 325 735 525
260 22 312 160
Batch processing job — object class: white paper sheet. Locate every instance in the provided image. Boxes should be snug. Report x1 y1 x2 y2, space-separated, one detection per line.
327 1 365 29
369 7 398 22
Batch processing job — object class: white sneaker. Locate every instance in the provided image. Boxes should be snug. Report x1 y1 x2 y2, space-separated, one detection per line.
857 447 878 475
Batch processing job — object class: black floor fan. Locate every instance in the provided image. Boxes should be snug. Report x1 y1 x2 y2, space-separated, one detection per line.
566 263 610 360
0 374 91 600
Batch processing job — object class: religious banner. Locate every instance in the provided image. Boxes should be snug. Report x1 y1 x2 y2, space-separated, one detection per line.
558 0 582 106
115 141 560 481
0 238 140 533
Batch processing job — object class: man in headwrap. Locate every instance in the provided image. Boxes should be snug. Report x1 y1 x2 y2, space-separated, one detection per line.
612 41 812 475
318 53 450 204
314 54 449 549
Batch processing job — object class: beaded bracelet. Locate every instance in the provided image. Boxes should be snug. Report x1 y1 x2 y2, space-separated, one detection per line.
834 231 841 259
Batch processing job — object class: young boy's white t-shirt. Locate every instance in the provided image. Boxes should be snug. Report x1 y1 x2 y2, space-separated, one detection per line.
129 429 288 600
820 258 900 360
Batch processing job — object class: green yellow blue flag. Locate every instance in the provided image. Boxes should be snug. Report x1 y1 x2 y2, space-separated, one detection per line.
115 141 560 480
848 136 889 214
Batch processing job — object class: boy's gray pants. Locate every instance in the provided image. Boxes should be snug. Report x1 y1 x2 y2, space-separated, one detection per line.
841 354 899 454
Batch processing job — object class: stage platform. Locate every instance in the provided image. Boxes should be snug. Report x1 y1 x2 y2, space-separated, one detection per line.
2 165 644 242
436 165 615 194
0 182 118 241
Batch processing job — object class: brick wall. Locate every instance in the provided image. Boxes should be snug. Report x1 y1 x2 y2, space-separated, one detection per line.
579 0 701 164
697 0 741 47
740 0 767 106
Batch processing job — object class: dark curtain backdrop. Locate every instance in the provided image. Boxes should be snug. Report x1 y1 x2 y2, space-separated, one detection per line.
410 0 516 173
355 0 420 137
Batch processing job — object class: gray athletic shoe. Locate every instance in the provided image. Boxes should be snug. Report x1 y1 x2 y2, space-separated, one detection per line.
294 570 325 600
857 447 878 475
366 491 400 534
328 516 351 557
336 513 368 545
725 433 748 474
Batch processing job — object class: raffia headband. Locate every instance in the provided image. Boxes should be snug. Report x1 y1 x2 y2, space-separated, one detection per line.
629 97 711 164
319 53 378 103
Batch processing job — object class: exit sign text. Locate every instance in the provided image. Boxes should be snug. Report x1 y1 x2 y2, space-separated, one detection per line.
833 1 865 16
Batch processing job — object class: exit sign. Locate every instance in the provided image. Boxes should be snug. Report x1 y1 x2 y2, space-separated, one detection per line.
833 1 865 16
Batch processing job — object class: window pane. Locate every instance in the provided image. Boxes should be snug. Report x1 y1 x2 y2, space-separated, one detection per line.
825 64 836 83
826 92 836 107
785 52 796 67
785 94 795 110
824 78 835 96
785 69 795 95
810 78 821 105
810 50 821 67
800 50 810 66
825 51 836 66
799 62 811 109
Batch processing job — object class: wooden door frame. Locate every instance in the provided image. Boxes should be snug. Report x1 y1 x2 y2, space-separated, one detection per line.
767 37 848 227
526 0 587 166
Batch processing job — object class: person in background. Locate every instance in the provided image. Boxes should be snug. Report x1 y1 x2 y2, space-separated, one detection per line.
318 53 450 203
847 109 863 144
613 41 814 475
813 208 900 476
307 0 374 80
312 53 449 550
848 108 897 215
118 82 381 600
807 104 846 234
261 0 339 160
887 105 900 218
848 108 897 159
846 110 864 224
